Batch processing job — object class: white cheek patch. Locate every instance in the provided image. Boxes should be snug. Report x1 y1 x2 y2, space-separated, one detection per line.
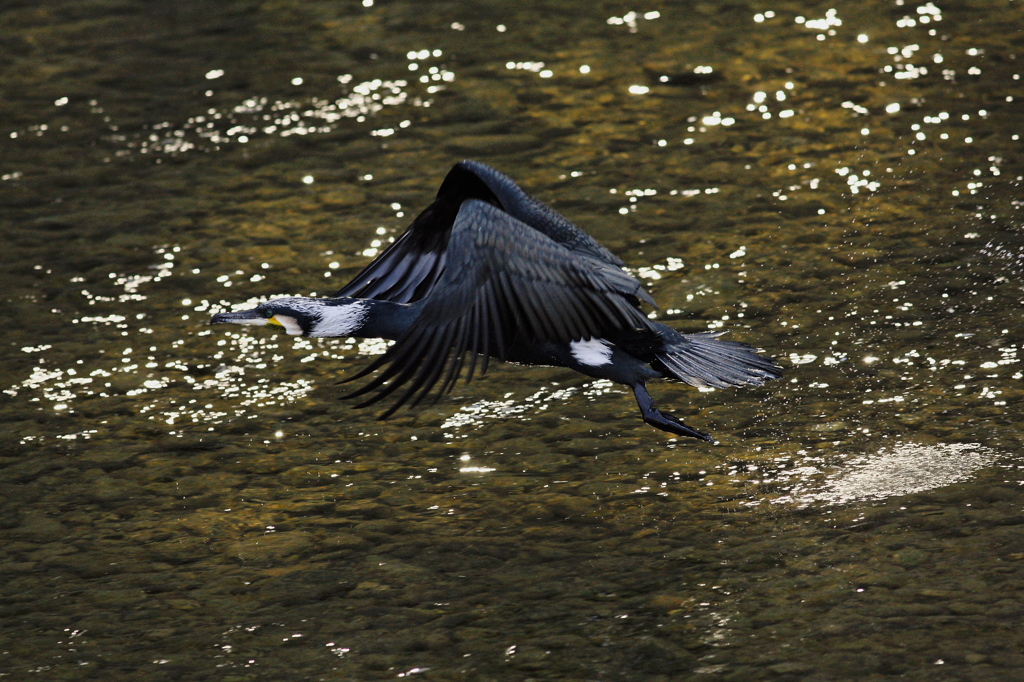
570 338 614 366
272 315 305 336
309 302 368 338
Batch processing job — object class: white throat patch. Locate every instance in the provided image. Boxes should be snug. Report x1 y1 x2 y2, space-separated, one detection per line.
310 301 369 338
570 338 614 367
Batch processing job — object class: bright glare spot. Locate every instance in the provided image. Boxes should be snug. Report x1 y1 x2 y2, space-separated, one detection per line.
291 77 304 86
886 102 901 113
539 70 553 78
54 97 69 106
205 69 225 80
789 353 818 365
580 65 591 74
857 34 869 43
302 175 314 184
628 85 650 95
799 8 842 31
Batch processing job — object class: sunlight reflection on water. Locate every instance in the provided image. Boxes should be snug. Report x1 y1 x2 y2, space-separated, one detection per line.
440 380 622 438
764 441 996 508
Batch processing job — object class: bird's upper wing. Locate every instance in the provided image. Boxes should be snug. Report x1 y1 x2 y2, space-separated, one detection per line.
332 160 640 304
452 161 629 268
330 197 454 303
343 199 658 415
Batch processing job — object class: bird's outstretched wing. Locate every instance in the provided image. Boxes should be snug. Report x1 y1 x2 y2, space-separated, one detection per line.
342 199 657 415
332 160 636 304
453 161 628 268
330 193 456 304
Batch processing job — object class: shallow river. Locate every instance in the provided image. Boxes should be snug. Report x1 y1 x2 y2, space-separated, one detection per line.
2 1 1023 679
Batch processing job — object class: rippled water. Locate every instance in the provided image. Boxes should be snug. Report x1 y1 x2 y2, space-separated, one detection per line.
2 1 1023 679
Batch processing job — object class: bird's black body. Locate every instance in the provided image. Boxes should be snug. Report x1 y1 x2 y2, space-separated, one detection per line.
211 161 781 441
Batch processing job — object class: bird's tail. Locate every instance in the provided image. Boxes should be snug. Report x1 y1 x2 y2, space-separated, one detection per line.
655 331 782 389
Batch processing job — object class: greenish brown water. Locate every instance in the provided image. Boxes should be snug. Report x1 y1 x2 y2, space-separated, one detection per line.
2 0 1023 679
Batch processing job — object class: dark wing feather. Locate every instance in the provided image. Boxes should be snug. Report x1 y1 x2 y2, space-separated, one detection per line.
454 161 630 269
330 162 505 304
332 161 656 308
342 199 657 414
330 200 453 303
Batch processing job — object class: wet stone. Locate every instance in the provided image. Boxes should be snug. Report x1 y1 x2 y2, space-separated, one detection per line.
279 465 339 487
892 548 929 567
769 661 814 674
444 133 543 155
319 532 371 551
13 512 66 542
649 594 695 613
238 222 288 245
82 588 148 607
228 531 315 564
318 187 366 208
811 421 848 433
625 637 698 674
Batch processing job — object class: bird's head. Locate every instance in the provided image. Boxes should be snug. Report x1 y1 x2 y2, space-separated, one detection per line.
210 296 368 337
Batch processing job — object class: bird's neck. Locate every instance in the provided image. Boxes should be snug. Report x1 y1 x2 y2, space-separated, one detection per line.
320 297 420 340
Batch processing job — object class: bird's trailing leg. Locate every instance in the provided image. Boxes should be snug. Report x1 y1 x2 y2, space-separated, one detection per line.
632 383 716 443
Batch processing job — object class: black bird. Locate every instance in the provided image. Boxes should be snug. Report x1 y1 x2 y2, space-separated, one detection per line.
211 161 781 441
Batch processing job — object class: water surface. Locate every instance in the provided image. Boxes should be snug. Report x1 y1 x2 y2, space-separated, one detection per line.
2 0 1023 679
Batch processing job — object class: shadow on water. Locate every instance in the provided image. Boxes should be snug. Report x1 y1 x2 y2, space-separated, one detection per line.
2 0 1023 679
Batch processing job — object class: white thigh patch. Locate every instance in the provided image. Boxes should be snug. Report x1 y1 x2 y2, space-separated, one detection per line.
570 338 614 366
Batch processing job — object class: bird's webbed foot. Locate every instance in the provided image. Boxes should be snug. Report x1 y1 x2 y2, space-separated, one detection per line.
632 383 716 443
